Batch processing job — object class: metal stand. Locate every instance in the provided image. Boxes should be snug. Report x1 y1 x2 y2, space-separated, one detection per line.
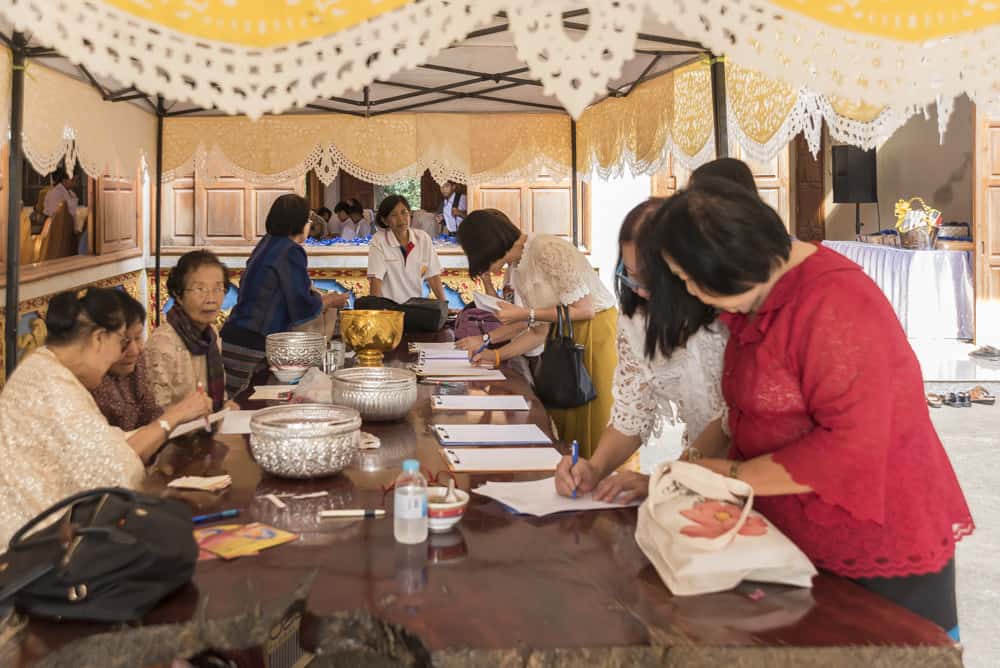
4 33 27 379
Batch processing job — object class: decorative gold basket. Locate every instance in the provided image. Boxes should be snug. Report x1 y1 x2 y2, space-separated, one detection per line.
895 197 941 250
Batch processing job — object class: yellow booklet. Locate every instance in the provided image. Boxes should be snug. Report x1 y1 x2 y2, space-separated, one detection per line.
201 522 298 560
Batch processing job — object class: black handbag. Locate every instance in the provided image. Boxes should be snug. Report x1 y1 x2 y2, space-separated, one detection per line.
0 487 198 622
354 296 448 332
533 304 597 409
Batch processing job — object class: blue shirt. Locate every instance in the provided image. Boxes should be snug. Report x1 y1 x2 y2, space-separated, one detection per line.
226 235 322 336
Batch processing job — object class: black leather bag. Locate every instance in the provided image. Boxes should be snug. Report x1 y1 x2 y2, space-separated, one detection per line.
354 296 448 332
0 487 198 622
533 305 597 409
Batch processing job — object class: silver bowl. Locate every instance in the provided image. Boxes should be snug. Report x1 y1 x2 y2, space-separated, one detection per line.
266 331 325 369
330 366 418 422
249 403 361 478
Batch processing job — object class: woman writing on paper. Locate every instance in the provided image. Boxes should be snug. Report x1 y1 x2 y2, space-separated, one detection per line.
456 209 618 457
367 195 448 304
649 176 972 638
92 291 213 445
221 195 349 394
553 199 726 502
0 289 165 544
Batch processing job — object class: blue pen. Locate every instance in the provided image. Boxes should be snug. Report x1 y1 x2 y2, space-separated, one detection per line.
571 440 579 499
192 509 240 524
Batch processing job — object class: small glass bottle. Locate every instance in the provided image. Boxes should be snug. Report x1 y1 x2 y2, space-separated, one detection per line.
393 459 428 544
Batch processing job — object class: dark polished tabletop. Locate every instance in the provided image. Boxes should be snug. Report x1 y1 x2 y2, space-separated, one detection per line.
10 333 963 667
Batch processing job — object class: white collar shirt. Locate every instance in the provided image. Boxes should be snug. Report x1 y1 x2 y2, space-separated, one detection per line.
442 192 467 234
367 227 442 303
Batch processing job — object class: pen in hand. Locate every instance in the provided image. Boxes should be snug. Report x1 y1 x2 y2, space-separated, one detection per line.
571 440 579 499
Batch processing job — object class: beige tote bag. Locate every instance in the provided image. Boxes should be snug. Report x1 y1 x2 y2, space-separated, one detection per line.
635 461 816 596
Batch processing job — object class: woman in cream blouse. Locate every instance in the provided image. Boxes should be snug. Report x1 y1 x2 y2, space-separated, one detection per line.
456 209 619 457
145 250 230 411
0 289 148 545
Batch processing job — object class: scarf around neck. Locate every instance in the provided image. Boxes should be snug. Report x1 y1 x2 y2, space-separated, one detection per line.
167 305 225 410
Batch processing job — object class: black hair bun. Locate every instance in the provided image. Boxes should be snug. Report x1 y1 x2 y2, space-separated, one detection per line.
45 291 84 339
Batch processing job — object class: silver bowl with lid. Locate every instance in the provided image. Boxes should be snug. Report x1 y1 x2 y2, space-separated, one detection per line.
265 331 325 369
249 403 361 478
330 366 417 421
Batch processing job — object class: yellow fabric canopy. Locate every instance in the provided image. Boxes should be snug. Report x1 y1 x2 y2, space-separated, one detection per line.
103 0 413 47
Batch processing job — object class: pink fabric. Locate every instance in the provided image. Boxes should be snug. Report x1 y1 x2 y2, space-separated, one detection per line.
720 245 973 579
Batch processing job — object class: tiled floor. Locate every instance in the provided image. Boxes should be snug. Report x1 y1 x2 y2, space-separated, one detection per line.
930 404 1000 668
912 340 1000 384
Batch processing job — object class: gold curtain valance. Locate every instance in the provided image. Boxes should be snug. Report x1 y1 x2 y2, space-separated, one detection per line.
163 113 572 185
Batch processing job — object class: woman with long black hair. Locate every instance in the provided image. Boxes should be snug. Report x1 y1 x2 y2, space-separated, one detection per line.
554 199 726 501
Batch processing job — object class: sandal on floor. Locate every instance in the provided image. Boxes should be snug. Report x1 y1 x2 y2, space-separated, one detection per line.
944 392 971 408
969 386 997 406
926 393 944 408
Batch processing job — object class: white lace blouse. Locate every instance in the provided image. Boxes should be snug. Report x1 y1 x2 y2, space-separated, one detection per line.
610 312 728 446
510 234 616 312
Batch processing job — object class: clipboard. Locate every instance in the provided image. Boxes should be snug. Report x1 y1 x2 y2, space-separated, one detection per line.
443 447 562 473
432 424 552 446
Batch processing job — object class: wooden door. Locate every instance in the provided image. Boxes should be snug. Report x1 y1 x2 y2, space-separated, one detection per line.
736 146 791 229
95 173 139 254
338 172 375 209
792 132 826 241
973 109 1000 343
468 175 583 245
192 174 303 246
420 170 444 214
162 174 195 247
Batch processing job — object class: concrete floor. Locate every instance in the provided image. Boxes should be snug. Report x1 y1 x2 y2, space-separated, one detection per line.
929 404 1000 668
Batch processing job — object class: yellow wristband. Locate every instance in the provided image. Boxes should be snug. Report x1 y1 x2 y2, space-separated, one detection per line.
494 349 501 368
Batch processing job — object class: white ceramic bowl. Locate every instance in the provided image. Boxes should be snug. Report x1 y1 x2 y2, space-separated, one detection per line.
271 366 309 383
426 486 469 533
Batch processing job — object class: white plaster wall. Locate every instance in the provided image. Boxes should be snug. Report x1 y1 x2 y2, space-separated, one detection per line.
586 171 653 294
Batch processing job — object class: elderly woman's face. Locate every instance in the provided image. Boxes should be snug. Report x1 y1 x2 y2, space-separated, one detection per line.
177 264 226 329
109 321 145 377
663 254 762 314
386 201 411 236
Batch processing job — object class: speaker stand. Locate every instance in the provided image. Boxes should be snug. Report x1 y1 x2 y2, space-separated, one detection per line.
855 202 862 237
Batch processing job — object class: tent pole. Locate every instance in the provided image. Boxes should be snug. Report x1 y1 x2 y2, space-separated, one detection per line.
570 118 579 247
4 32 27 380
710 55 728 158
154 96 164 325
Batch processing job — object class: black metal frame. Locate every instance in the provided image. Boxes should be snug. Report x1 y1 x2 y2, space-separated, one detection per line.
1 13 731 375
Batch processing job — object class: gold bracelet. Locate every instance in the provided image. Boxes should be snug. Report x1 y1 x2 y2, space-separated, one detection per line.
728 460 742 479
682 447 702 462
494 349 501 368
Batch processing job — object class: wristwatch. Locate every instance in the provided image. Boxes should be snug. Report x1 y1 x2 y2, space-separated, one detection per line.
158 418 172 434
482 333 491 346
528 308 536 328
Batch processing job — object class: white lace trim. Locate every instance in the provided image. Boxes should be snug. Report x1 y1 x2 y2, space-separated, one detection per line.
656 0 1000 124
0 0 653 120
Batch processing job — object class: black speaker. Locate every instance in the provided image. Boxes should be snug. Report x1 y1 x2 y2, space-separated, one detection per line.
832 146 877 203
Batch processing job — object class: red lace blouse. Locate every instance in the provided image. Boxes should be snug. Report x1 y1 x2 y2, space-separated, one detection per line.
720 245 973 579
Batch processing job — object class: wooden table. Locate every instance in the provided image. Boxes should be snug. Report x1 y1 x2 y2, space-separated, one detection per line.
10 334 962 667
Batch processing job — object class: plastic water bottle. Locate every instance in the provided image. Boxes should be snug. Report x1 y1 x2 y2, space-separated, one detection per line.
393 459 428 544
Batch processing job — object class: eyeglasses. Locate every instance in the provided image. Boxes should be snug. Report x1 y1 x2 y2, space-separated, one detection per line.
185 286 227 298
616 260 646 293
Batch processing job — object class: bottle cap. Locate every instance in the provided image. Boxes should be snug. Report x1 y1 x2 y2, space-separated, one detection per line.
402 459 420 473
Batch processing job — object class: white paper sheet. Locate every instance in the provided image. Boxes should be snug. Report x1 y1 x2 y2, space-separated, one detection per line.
409 342 459 352
424 371 507 382
432 395 530 411
433 423 551 446
170 409 230 438
444 447 561 472
473 477 640 517
415 360 501 378
249 385 294 400
473 291 504 313
418 348 469 360
218 410 258 435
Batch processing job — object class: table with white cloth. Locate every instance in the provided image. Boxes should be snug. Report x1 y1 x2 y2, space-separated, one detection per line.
822 241 974 340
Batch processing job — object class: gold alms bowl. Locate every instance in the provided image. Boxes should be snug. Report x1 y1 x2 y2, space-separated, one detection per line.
339 309 404 367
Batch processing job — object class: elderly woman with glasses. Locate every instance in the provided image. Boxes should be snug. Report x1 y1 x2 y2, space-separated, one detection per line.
0 289 151 544
92 290 212 445
146 250 232 412
554 199 728 502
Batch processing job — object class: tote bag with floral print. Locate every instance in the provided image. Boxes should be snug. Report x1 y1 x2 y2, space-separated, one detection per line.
635 461 817 596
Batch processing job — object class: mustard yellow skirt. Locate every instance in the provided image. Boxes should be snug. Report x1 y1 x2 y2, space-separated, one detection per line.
546 306 618 459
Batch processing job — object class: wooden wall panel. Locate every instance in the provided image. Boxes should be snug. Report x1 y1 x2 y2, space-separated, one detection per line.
162 175 195 246
474 187 523 228
973 111 1000 343
96 174 138 254
530 188 572 238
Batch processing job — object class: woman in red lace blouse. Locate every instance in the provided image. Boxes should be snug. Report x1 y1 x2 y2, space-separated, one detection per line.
645 174 973 639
